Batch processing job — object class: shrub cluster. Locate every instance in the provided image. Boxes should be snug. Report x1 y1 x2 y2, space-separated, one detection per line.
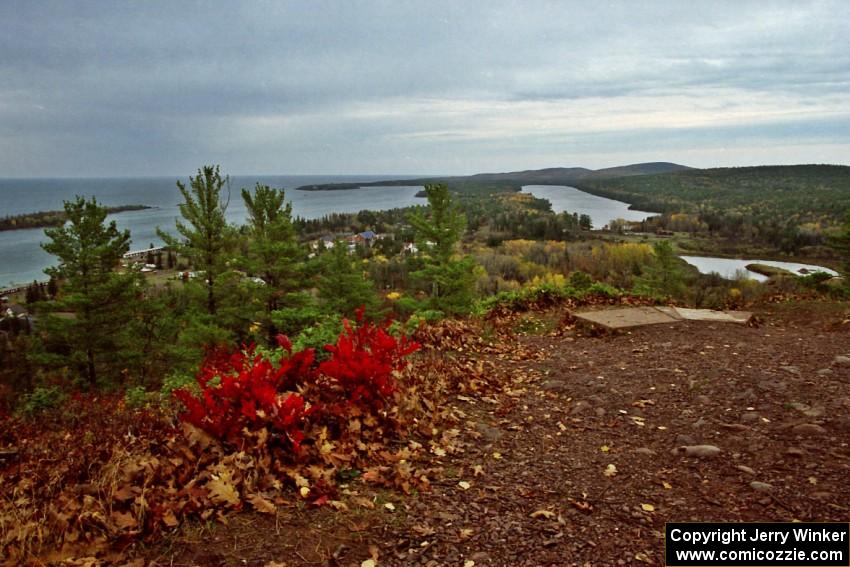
174 309 419 452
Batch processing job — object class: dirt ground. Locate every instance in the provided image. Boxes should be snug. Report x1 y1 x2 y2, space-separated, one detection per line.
142 301 850 567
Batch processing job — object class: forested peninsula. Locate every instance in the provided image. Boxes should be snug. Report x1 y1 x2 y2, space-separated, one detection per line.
0 204 152 231
294 162 692 196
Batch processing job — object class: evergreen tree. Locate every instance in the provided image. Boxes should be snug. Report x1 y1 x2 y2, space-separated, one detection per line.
46 275 58 299
157 165 232 315
634 240 687 299
317 242 381 318
241 183 305 341
36 196 142 386
25 282 37 305
408 183 476 314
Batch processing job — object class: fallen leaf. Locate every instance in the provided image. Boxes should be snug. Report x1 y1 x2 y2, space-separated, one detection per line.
464 561 475 567
530 509 557 519
492 452 502 460
265 562 288 567
600 445 610 453
112 485 135 502
207 476 240 507
361 560 376 567
640 503 655 512
569 499 593 513
162 509 179 527
413 524 435 536
352 496 375 509
299 486 310 499
603 464 617 477
111 510 138 530
662 481 672 490
250 494 277 515
472 464 484 476
459 528 474 539
384 502 396 512
458 481 471 490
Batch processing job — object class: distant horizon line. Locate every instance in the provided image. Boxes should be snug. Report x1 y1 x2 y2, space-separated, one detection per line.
3 161 850 181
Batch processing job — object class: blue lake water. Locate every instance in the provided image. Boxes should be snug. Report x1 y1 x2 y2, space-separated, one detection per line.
0 175 425 287
679 256 838 282
520 184 656 229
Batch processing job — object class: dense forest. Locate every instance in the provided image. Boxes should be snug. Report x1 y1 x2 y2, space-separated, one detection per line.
576 165 850 254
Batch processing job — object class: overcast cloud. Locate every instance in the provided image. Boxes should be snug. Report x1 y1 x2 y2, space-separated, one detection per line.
1 0 848 176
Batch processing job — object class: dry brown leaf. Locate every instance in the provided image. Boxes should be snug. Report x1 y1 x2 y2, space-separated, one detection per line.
111 510 138 530
352 496 375 509
162 509 179 528
250 494 277 514
529 509 557 519
568 498 593 513
112 485 135 502
207 476 240 507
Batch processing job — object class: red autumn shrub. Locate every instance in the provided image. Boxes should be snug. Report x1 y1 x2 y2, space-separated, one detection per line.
318 311 419 412
173 336 315 450
174 314 419 452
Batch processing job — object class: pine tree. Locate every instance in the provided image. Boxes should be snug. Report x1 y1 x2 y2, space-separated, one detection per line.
46 275 58 299
317 242 380 318
157 165 232 315
408 183 476 314
37 196 142 386
241 183 305 341
634 240 687 299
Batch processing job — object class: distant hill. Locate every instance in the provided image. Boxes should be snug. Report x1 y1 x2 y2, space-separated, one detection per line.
574 164 850 223
587 162 693 178
295 162 692 195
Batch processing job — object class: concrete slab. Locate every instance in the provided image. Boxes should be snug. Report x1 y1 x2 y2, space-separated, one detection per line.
574 306 680 330
655 306 685 321
574 306 753 330
672 307 752 324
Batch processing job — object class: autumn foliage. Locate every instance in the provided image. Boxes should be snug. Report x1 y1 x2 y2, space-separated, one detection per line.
173 312 419 450
0 315 425 563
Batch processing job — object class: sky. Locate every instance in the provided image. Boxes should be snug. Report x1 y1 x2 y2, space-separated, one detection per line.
1 0 849 177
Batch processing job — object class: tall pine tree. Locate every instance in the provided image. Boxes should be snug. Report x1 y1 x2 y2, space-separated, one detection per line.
158 165 232 315
408 183 476 314
240 183 306 342
37 196 142 386
317 241 380 318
